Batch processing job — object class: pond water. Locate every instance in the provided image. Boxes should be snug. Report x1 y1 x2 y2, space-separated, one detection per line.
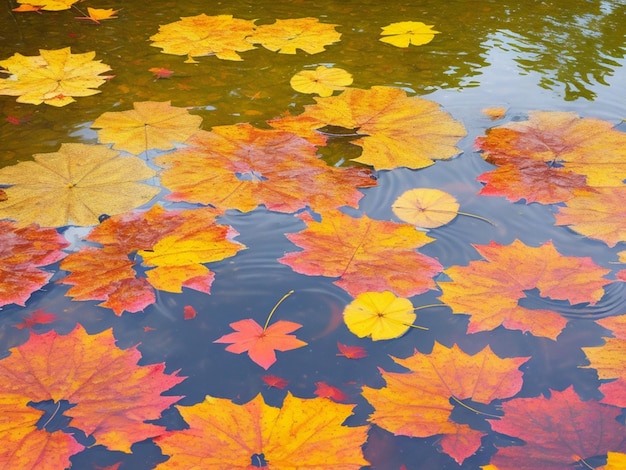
1 0 626 469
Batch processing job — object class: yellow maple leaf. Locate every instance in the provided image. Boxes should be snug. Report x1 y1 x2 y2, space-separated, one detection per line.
150 14 257 61
248 17 341 54
290 65 353 97
16 0 76 11
380 21 440 47
76 7 119 23
154 393 369 469
0 143 159 227
0 47 111 106
91 101 203 155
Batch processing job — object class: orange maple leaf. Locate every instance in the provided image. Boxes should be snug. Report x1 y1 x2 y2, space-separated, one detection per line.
279 210 442 298
336 342 368 359
314 381 349 402
156 124 375 214
438 240 612 339
0 325 184 458
0 220 68 307
582 332 626 407
362 342 528 465
154 393 370 468
488 387 626 469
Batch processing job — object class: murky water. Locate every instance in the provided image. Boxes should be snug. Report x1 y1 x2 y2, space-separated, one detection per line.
1 0 626 468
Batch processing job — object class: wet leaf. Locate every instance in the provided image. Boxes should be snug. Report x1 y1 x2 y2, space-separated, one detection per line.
261 374 288 389
290 65 353 97
12 4 43 12
0 221 68 307
279 211 442 298
336 342 368 359
362 343 528 465
438 240 612 339
91 100 202 155
314 381 349 402
149 67 174 79
247 18 341 54
156 124 375 213
183 305 196 320
16 0 76 11
380 21 440 47
582 335 626 407
0 48 111 106
75 7 119 23
59 205 245 314
15 309 57 329
488 387 626 469
0 143 159 227
343 291 416 341
606 452 626 469
482 107 507 120
0 325 184 453
215 319 307 370
154 393 369 468
150 14 257 61
287 86 466 170
392 188 460 228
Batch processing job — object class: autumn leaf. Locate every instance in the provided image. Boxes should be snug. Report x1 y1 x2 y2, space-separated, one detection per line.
0 221 68 307
154 393 369 468
150 14 257 61
91 101 202 155
438 240 612 339
290 65 353 97
475 111 626 203
149 67 174 79
380 21 440 47
287 86 466 170
247 18 341 54
279 211 442 298
362 343 528 465
0 325 184 456
12 4 42 12
582 335 626 407
314 381 349 402
156 124 375 214
15 309 57 329
59 205 245 315
343 291 419 341
606 452 626 470
554 187 626 247
16 0 76 11
0 47 111 106
0 143 159 227
75 7 119 23
183 305 196 320
262 374 288 389
336 342 368 359
488 387 626 469
482 107 507 120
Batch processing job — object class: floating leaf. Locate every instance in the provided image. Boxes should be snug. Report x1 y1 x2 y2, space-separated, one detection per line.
0 325 184 455
362 343 528 465
91 101 202 155
343 291 417 341
247 18 341 54
150 14 257 61
582 335 626 407
75 7 119 23
392 188 460 228
290 65 353 97
16 0 76 11
15 309 57 329
0 143 159 227
279 211 442 298
154 393 369 468
380 21 440 47
336 342 368 359
314 381 349 402
261 374 288 389
0 48 111 106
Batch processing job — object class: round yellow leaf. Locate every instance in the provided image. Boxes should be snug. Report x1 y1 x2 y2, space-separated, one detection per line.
290 66 353 97
392 188 460 228
343 291 416 341
380 21 440 48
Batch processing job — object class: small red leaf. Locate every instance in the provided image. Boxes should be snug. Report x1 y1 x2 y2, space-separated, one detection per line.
183 305 196 320
336 342 367 359
15 309 57 329
261 374 289 389
314 381 349 402
149 67 174 79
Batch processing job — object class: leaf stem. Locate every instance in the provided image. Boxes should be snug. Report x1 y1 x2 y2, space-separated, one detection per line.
263 290 295 331
402 303 448 330
456 211 496 226
450 395 501 418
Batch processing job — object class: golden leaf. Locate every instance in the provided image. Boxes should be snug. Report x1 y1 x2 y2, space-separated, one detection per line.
248 17 341 54
392 188 460 228
290 65 353 97
380 21 440 47
16 0 76 11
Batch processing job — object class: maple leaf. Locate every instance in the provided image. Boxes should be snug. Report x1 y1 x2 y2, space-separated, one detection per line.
149 67 174 79
91 101 202 155
279 211 442 298
287 86 466 170
475 111 626 203
267 111 329 146
606 452 626 469
582 335 626 407
0 143 159 227
314 381 349 401
554 187 626 247
336 342 368 359
156 124 375 213
290 65 353 97
154 393 369 468
0 221 68 307
15 309 57 329
438 240 612 339
12 4 42 12
15 0 76 10
59 205 245 314
380 21 440 47
75 7 119 23
150 14 257 61
362 342 528 465
247 17 341 54
0 325 184 454
0 47 111 106
488 387 626 469
262 374 289 389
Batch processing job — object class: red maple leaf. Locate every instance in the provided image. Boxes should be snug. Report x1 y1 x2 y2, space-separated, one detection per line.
314 381 349 402
15 309 57 329
149 67 174 79
336 342 368 359
262 374 289 389
214 319 307 370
